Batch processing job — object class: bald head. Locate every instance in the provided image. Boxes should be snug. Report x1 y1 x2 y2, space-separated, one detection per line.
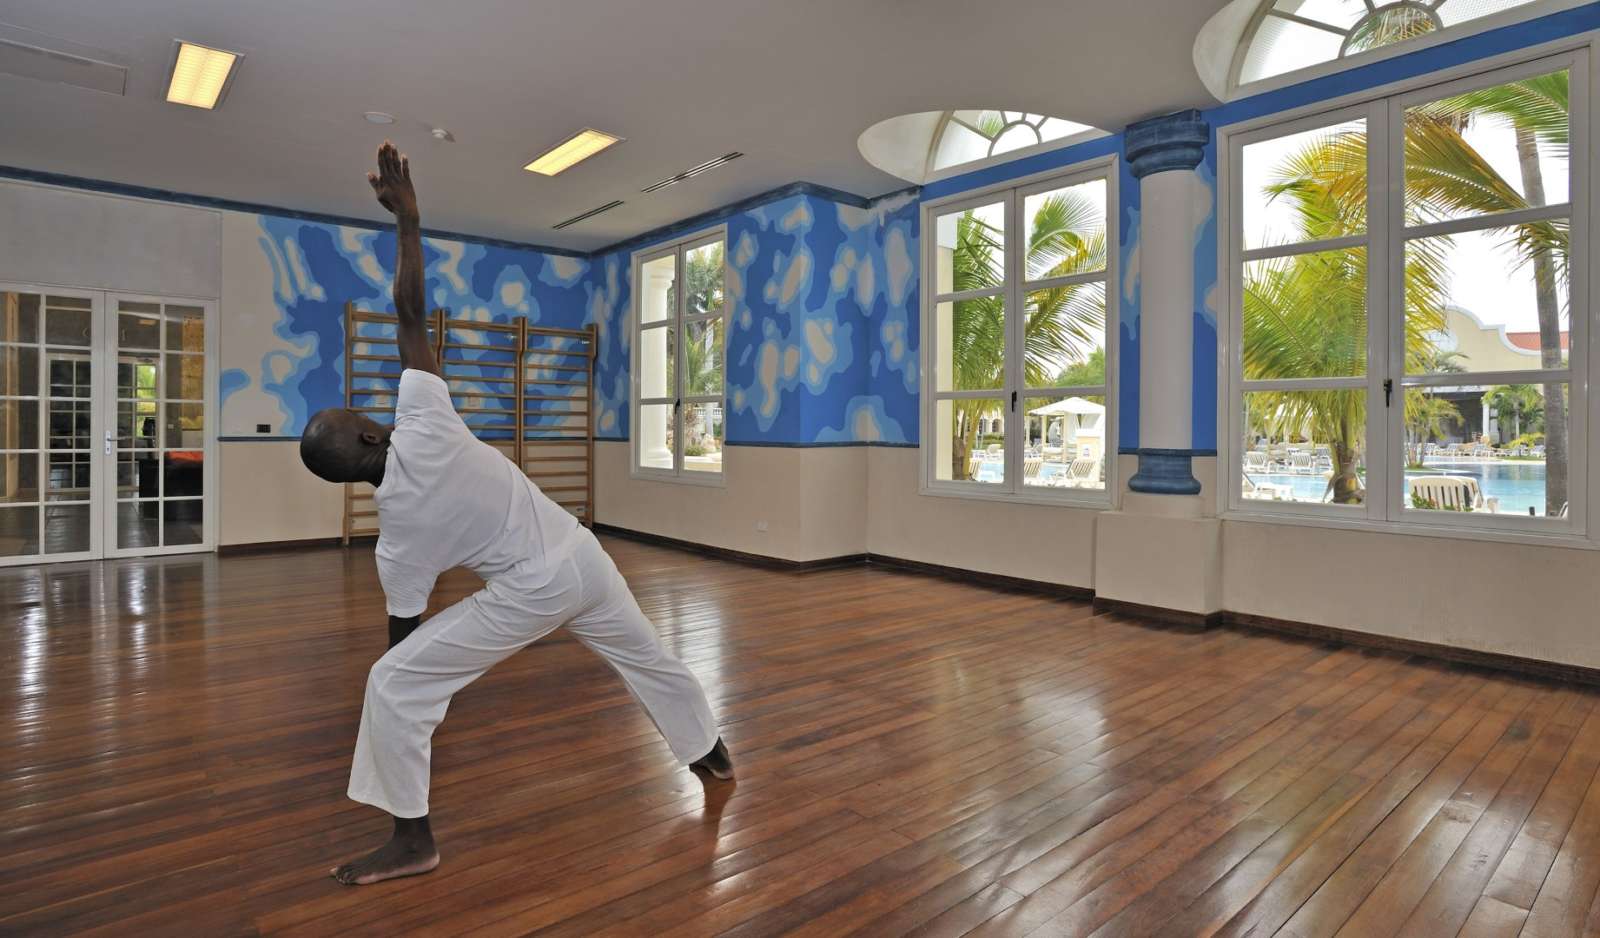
301 408 391 484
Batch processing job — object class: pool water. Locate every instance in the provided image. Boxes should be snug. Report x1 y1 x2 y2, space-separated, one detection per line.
1249 460 1550 515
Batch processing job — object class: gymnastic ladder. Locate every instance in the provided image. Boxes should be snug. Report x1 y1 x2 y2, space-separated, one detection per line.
340 302 598 544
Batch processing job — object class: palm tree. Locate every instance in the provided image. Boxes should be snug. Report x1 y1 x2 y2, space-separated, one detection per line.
946 190 1106 478
1483 384 1543 442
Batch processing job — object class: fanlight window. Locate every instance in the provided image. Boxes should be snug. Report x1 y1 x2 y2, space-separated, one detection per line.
1239 0 1547 85
931 111 1094 172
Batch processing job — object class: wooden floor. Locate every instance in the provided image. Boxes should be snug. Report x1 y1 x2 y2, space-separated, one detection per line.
5 537 1600 936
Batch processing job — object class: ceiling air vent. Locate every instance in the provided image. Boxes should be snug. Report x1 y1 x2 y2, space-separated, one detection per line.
641 152 743 193
553 200 624 230
0 23 126 96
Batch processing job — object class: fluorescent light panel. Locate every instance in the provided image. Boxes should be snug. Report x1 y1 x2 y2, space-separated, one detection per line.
166 40 239 109
525 129 622 176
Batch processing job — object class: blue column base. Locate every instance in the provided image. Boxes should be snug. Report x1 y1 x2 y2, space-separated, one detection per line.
1126 448 1210 495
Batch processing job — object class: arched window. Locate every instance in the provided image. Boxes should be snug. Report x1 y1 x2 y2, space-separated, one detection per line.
858 110 1101 184
1209 0 1569 95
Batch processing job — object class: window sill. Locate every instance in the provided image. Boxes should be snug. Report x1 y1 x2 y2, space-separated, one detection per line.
630 468 727 489
918 482 1115 511
1221 508 1596 551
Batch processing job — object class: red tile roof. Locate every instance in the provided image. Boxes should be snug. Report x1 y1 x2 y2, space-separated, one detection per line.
1505 331 1569 352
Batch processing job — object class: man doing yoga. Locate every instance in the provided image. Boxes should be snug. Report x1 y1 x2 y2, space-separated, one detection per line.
300 142 732 886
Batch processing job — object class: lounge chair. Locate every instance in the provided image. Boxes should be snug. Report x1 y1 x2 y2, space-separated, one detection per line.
1062 456 1101 488
1244 451 1271 472
1408 475 1499 513
1242 474 1292 501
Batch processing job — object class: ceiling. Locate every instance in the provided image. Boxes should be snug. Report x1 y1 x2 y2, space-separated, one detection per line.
0 0 1229 253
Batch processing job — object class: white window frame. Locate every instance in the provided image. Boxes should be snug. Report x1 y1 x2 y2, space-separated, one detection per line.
629 225 728 486
918 155 1120 507
1219 42 1596 548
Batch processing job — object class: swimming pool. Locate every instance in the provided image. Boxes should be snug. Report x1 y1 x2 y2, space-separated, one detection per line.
1248 460 1550 515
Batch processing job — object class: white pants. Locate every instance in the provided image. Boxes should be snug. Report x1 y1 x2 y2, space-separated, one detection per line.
347 529 719 818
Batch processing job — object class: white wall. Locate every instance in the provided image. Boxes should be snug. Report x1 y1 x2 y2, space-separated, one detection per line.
220 441 343 546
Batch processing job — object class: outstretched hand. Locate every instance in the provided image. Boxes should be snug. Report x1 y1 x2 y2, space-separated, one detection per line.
368 141 418 224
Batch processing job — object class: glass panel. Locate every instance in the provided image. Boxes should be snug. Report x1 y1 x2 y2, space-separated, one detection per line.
45 298 92 347
637 325 674 400
1038 118 1092 142
1242 389 1367 505
1023 284 1107 389
637 403 674 471
118 310 162 349
1243 247 1368 379
117 501 159 550
682 403 724 474
1407 382 1568 516
1404 230 1566 373
934 202 1005 296
47 400 91 450
1273 0 1365 29
682 318 723 395
1023 395 1106 491
0 292 40 344
934 299 1006 392
992 123 1041 156
165 306 205 353
165 353 204 400
1438 0 1542 28
163 499 204 546
118 356 159 399
1346 5 1440 56
46 452 91 501
932 120 991 170
638 254 676 325
163 451 204 498
44 503 89 554
1242 118 1367 250
118 402 159 448
0 505 40 556
0 346 40 397
48 357 91 398
1240 14 1347 84
0 399 40 450
1405 71 1568 224
933 398 1006 483
0 453 40 504
683 243 725 315
165 403 205 449
119 452 159 499
1024 179 1108 281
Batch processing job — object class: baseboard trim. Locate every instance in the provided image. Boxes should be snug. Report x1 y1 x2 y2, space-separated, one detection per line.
865 554 1094 601
217 535 374 555
1221 611 1600 687
591 523 866 572
1093 597 1223 630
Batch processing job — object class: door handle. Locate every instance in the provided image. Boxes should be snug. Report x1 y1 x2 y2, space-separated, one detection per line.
104 429 113 455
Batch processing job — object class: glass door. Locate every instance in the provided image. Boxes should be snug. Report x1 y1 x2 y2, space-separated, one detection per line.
0 287 101 566
104 296 214 557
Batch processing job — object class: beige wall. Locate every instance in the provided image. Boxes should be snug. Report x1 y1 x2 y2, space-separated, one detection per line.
220 441 344 546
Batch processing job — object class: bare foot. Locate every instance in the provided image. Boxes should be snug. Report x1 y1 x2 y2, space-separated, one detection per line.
690 737 735 781
330 818 439 885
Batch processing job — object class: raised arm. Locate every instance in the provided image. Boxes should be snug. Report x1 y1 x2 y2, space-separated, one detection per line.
368 141 440 377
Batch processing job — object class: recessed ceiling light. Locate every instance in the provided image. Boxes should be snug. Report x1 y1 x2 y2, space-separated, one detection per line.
524 128 622 176
363 111 396 125
165 40 240 109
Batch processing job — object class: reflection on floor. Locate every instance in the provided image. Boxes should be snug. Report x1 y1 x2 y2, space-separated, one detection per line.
3 537 1600 935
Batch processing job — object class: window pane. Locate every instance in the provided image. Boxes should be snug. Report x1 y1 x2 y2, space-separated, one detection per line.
0 505 40 556
934 202 1005 296
638 325 674 399
932 120 991 170
166 403 205 449
44 503 89 554
1 453 40 504
1273 0 1365 29
1023 284 1106 389
166 353 204 401
1024 179 1107 282
1023 395 1105 491
118 356 159 399
1 346 40 396
164 499 204 546
638 254 676 325
47 400 90 450
0 399 40 450
683 318 723 395
637 403 674 471
118 311 161 350
1437 0 1543 29
1240 14 1347 84
992 123 1041 156
165 306 205 353
1242 389 1367 505
934 299 1006 392
684 243 724 315
1404 229 1566 373
1243 247 1367 379
46 452 90 500
1 292 40 344
1405 71 1568 224
45 298 91 347
117 502 159 550
164 451 204 498
682 403 723 474
1406 382 1570 517
1242 118 1367 250
934 398 1006 484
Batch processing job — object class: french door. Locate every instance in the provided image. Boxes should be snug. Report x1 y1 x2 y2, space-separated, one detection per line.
0 284 216 566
